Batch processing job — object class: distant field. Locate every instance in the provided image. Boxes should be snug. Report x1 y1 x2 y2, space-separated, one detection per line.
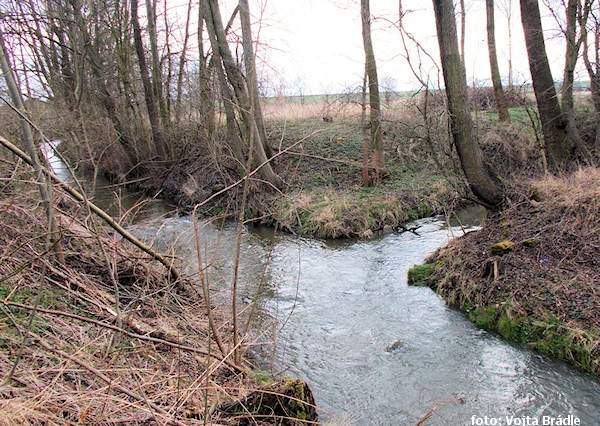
261 91 418 121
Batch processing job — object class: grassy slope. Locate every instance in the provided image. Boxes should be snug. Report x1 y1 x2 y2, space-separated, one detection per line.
258 104 462 238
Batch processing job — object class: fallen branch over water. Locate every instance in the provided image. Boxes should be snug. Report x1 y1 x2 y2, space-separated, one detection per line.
0 135 187 290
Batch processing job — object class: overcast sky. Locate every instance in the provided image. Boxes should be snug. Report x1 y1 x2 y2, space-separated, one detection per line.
163 0 572 96
240 0 570 95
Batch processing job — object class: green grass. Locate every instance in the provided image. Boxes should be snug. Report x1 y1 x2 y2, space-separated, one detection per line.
479 106 538 127
262 107 462 238
269 177 451 239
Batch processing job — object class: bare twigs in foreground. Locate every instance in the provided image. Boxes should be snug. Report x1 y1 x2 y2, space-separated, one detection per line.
0 135 185 287
3 301 245 373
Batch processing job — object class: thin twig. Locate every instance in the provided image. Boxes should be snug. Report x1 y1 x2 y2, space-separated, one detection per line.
191 129 324 212
0 135 186 288
3 301 246 374
31 333 188 426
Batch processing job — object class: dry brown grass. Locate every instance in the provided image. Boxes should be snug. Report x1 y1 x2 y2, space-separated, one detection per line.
421 167 600 374
0 171 315 424
536 167 600 206
262 98 364 122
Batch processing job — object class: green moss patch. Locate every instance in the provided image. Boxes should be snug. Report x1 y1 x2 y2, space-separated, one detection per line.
490 240 514 256
218 376 318 424
469 306 501 329
407 263 438 287
470 303 598 375
422 169 600 375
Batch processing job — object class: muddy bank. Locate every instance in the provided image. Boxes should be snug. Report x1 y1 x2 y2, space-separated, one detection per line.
408 168 600 375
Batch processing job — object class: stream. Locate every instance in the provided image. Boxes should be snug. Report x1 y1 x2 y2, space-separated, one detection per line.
47 145 600 425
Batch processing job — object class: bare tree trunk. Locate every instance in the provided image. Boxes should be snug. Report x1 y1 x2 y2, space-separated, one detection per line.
562 0 579 113
460 0 466 65
163 0 173 121
47 1 77 108
361 65 370 187
131 0 167 159
175 0 193 124
520 0 573 171
145 0 169 125
69 2 137 167
559 0 593 163
203 0 280 188
432 0 504 208
486 0 511 122
197 13 216 139
239 0 273 158
361 0 385 181
498 0 515 89
197 13 216 140
0 28 64 264
200 2 245 170
581 1 600 151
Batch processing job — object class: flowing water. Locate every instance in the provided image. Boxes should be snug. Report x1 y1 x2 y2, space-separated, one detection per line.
46 144 600 425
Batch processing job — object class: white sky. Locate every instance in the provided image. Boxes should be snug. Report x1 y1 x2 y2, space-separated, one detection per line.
249 0 569 95
169 0 573 96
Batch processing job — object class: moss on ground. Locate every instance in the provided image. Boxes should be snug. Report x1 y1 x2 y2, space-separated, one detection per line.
408 263 599 375
407 263 438 287
218 376 318 424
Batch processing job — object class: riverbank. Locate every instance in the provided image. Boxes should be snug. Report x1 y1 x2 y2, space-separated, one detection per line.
80 102 466 238
43 94 549 239
0 177 317 423
408 168 600 376
260 112 462 238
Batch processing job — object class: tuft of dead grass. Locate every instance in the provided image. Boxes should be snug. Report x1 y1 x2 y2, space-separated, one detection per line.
536 167 600 205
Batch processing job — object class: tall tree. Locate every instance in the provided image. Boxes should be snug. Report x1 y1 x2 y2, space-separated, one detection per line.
459 0 467 64
130 0 168 159
69 0 137 165
562 0 580 113
0 27 64 263
520 0 573 170
203 0 280 188
581 0 600 150
498 0 515 89
486 0 511 122
175 0 193 124
361 0 385 182
239 0 272 157
432 0 504 208
145 0 169 124
197 4 216 140
559 0 593 162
